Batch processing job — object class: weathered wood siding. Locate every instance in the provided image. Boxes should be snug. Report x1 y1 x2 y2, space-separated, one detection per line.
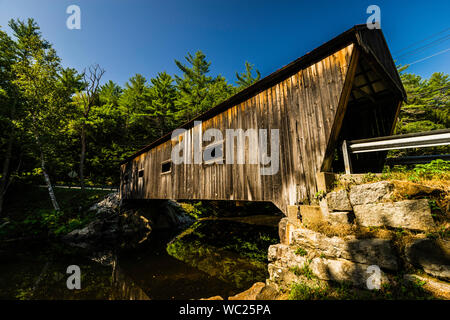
121 44 356 214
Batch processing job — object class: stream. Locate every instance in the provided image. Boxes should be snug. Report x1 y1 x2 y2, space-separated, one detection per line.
0 215 281 300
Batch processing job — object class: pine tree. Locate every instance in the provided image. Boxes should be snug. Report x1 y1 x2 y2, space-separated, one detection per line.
147 72 177 136
235 61 261 91
174 51 214 122
174 51 234 123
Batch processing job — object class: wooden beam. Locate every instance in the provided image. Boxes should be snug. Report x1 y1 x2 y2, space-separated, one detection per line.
342 140 353 174
321 46 360 172
389 100 403 135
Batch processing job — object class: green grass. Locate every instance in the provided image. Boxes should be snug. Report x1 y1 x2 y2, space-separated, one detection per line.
289 282 329 300
290 263 315 280
288 276 435 300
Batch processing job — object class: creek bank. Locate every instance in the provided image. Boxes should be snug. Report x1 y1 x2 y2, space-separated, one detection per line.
62 193 195 248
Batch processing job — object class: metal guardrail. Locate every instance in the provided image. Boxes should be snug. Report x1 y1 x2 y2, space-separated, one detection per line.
342 129 450 174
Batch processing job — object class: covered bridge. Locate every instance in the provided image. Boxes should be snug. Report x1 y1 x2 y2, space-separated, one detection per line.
120 24 407 214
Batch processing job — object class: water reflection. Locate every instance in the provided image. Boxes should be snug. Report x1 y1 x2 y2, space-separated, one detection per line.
0 215 280 300
111 261 150 300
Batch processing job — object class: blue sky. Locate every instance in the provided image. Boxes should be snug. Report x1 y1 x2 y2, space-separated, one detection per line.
0 0 449 87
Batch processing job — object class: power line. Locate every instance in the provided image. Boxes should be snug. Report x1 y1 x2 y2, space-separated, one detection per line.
393 27 450 55
406 47 450 66
395 34 450 60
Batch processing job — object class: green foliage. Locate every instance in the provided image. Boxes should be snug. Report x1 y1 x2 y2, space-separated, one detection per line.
235 61 261 91
314 190 326 200
294 247 307 256
179 201 210 219
0 185 108 239
413 159 450 180
174 51 234 122
147 72 177 136
392 67 449 158
290 263 315 280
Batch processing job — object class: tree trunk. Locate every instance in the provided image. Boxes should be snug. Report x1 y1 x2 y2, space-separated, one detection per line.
40 149 60 211
79 125 86 191
32 119 60 212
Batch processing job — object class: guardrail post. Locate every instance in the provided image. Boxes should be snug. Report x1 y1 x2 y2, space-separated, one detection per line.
342 140 353 174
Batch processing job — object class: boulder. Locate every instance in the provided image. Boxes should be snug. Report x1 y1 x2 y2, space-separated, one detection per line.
353 199 435 231
309 257 389 288
200 296 224 300
326 190 352 211
62 215 119 244
349 181 394 205
267 264 304 291
268 244 308 267
255 284 287 300
89 192 121 214
291 228 398 270
299 205 325 225
392 180 445 198
268 252 389 289
405 238 450 281
228 282 266 300
404 274 450 300
326 211 354 226
154 200 195 229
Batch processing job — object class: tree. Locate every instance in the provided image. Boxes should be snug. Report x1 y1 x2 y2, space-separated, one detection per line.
0 28 20 215
235 61 261 91
119 74 155 146
9 18 66 211
147 72 177 136
74 64 105 191
174 51 234 122
396 66 449 135
99 80 122 109
393 65 450 157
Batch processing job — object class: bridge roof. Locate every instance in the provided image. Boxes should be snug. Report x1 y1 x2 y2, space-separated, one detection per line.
120 24 406 165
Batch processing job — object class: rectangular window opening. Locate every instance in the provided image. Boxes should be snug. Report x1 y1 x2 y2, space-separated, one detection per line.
161 160 172 174
138 169 144 178
203 141 224 164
